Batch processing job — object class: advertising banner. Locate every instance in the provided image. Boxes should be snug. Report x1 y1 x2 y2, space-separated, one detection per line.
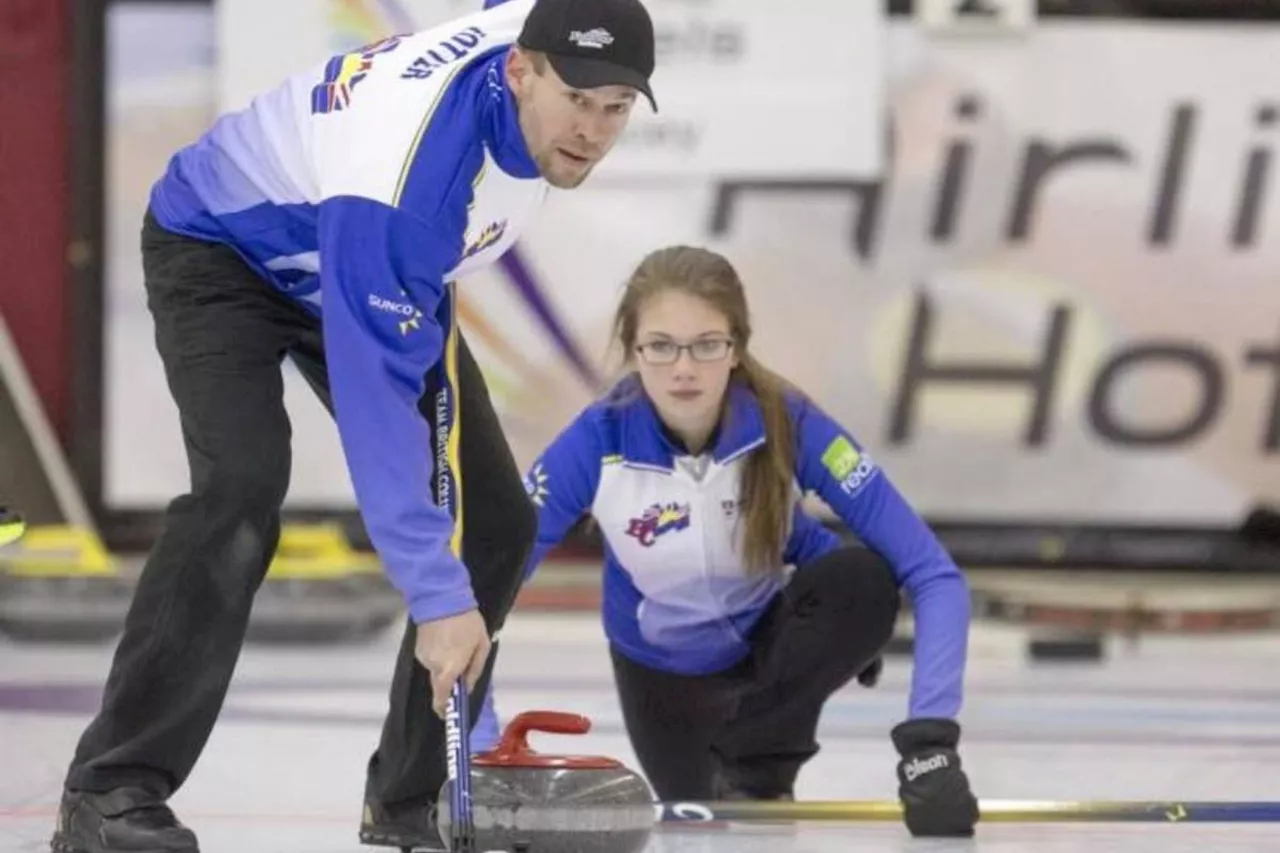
216 0 887 180
105 5 1280 528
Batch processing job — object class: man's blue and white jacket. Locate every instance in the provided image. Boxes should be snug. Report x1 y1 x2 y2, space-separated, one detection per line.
147 1 545 625
522 378 971 720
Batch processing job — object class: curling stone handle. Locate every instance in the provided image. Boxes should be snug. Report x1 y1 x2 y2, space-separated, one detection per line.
493 711 592 758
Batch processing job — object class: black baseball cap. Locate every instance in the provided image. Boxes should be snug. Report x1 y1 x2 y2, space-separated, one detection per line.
517 0 657 112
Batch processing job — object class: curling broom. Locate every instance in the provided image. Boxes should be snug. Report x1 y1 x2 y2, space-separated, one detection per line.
655 799 1280 824
444 679 478 852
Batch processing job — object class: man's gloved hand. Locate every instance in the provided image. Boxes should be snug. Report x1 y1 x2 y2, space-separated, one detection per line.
890 718 979 837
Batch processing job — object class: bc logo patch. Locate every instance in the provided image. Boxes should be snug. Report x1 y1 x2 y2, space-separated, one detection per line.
626 502 691 547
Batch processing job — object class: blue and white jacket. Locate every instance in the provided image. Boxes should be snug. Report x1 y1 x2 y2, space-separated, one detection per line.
522 377 971 720
148 1 546 624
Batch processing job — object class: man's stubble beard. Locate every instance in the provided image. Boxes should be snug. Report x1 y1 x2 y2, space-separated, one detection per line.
537 152 593 189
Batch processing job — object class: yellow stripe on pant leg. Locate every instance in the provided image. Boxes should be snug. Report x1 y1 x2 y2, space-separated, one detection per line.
430 283 464 561
445 282 463 559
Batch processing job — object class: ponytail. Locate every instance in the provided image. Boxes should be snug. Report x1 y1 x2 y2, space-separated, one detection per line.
606 244 799 574
735 353 797 575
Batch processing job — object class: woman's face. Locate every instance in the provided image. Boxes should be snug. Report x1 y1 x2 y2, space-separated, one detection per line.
632 289 739 442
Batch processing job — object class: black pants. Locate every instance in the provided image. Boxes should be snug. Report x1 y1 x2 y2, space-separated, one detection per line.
611 546 900 801
64 211 535 809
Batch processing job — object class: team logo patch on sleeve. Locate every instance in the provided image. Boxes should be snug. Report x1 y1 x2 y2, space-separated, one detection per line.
310 35 403 115
366 292 424 337
821 436 860 480
523 462 548 507
821 435 878 497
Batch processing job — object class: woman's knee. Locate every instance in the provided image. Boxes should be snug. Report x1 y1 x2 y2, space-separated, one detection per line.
798 545 899 602
791 546 901 646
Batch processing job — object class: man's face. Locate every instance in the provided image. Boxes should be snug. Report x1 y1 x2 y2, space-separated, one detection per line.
506 49 639 189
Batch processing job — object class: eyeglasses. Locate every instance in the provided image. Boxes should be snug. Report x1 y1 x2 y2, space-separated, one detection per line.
635 337 735 365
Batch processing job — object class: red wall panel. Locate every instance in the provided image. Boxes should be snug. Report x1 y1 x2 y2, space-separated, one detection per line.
0 0 70 440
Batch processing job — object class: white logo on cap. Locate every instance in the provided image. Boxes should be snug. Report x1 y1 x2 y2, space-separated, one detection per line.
569 28 614 49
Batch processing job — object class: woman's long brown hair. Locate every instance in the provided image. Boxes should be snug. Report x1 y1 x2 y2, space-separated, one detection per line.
611 246 797 574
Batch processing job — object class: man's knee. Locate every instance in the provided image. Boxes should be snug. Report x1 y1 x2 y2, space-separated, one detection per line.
154 456 289 608
202 452 291 519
